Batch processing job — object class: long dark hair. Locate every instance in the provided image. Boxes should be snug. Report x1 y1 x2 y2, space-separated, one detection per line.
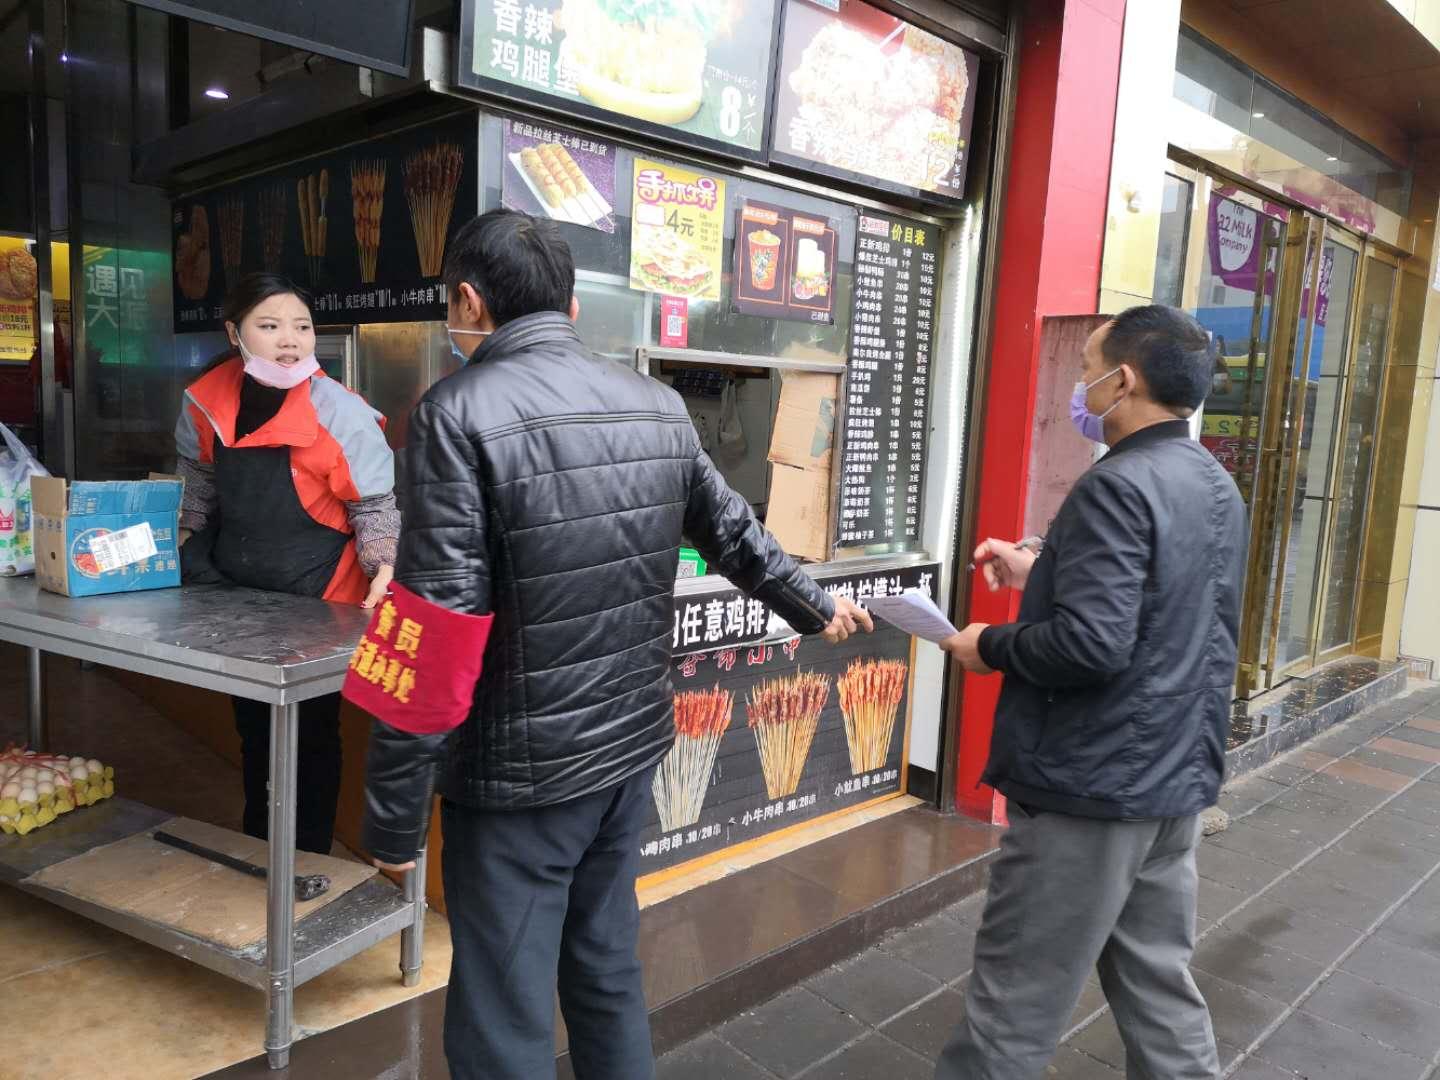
223 272 315 329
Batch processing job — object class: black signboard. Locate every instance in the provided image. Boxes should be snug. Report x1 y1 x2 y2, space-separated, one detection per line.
457 0 782 162
731 200 838 324
172 113 478 333
837 213 939 546
644 561 937 873
770 0 979 205
129 0 415 77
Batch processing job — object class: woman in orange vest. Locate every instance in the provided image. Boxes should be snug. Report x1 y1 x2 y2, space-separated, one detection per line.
175 273 398 854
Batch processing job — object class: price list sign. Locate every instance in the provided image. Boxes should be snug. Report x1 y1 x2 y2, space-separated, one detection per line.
838 212 939 546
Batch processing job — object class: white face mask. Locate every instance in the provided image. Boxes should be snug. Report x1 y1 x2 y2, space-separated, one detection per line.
446 326 490 364
236 333 320 390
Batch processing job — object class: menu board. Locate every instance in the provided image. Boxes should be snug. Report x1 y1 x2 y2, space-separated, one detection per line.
838 213 939 546
172 113 479 332
459 0 781 160
643 560 937 874
629 159 726 303
731 201 837 324
771 0 979 203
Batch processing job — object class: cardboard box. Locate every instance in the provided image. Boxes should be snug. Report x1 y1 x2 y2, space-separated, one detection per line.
766 371 839 562
767 461 833 562
33 477 183 597
767 371 839 472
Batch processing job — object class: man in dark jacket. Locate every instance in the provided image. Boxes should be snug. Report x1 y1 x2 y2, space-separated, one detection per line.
357 210 869 1080
938 305 1245 1079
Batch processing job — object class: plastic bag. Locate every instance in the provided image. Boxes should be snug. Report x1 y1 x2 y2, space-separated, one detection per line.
717 378 747 457
0 423 49 576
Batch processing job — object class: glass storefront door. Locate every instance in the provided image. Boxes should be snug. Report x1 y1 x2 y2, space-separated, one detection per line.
1159 162 1402 695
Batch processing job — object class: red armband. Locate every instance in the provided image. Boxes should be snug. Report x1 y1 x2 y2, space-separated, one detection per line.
342 583 493 735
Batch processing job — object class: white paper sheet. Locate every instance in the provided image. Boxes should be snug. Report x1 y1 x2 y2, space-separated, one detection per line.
862 588 958 644
88 521 157 574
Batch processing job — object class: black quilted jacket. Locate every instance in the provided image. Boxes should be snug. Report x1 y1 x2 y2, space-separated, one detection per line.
978 421 1246 820
362 312 835 863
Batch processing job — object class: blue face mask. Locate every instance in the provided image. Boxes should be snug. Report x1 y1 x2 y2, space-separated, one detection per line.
1069 367 1123 443
446 326 490 364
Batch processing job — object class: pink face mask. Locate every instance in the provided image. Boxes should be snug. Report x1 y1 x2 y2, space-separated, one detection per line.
236 334 320 390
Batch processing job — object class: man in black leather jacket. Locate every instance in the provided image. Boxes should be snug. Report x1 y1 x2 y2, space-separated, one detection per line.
358 210 869 1080
937 306 1245 1079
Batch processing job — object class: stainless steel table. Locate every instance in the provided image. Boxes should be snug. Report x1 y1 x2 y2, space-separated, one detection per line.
0 578 427 1069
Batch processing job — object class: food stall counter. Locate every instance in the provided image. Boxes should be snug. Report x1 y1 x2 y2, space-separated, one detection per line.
0 577 425 1070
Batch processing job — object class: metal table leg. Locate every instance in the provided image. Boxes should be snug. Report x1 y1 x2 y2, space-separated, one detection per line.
26 647 44 750
400 845 428 988
265 702 299 1070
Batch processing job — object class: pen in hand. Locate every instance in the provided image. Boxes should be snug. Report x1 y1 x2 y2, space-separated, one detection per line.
967 535 1044 572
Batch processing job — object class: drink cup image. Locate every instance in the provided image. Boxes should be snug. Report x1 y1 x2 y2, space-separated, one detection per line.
748 229 782 291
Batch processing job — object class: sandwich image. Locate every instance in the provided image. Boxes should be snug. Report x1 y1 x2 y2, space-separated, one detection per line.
633 225 713 297
791 237 828 301
556 0 733 125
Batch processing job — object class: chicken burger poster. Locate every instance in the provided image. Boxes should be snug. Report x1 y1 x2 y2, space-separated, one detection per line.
461 0 781 159
629 159 725 303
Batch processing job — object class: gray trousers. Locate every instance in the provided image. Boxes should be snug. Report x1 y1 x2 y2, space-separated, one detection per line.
936 804 1218 1080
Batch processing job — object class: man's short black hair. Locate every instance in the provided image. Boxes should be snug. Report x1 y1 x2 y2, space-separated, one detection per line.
443 209 575 327
1102 304 1212 411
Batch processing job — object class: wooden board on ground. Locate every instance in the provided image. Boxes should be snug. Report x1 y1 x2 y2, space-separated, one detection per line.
22 816 376 949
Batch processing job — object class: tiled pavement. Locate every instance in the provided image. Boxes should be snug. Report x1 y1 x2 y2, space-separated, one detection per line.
655 682 1440 1079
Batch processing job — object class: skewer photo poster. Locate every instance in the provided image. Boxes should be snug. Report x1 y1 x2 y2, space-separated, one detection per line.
171 112 479 332
641 560 936 874
501 119 618 234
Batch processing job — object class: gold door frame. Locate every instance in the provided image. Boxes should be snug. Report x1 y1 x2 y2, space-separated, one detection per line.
1292 244 1403 672
1256 214 1327 691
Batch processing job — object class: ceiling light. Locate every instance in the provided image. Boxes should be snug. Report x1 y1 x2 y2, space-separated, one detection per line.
1252 111 1265 119
204 87 230 100
1326 155 1338 162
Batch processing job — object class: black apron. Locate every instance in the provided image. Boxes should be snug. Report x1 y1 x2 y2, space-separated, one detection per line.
188 376 349 599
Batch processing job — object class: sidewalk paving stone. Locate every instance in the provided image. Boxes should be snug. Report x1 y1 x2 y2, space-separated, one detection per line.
877 988 966 1060
1346 809 1440 856
1206 819 1321 868
1190 970 1289 1049
656 1034 775 1080
1196 842 1291 892
1302 970 1440 1060
1237 801 1350 845
1376 897 1440 957
1218 898 1360 965
717 987 868 1078
1252 1011 1429 1079
879 918 977 983
1340 935 1440 1007
1190 927 1326 1001
1302 842 1431 902
798 1033 933 1080
806 950 943 1027
1345 745 1436 777
1263 866 1397 929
